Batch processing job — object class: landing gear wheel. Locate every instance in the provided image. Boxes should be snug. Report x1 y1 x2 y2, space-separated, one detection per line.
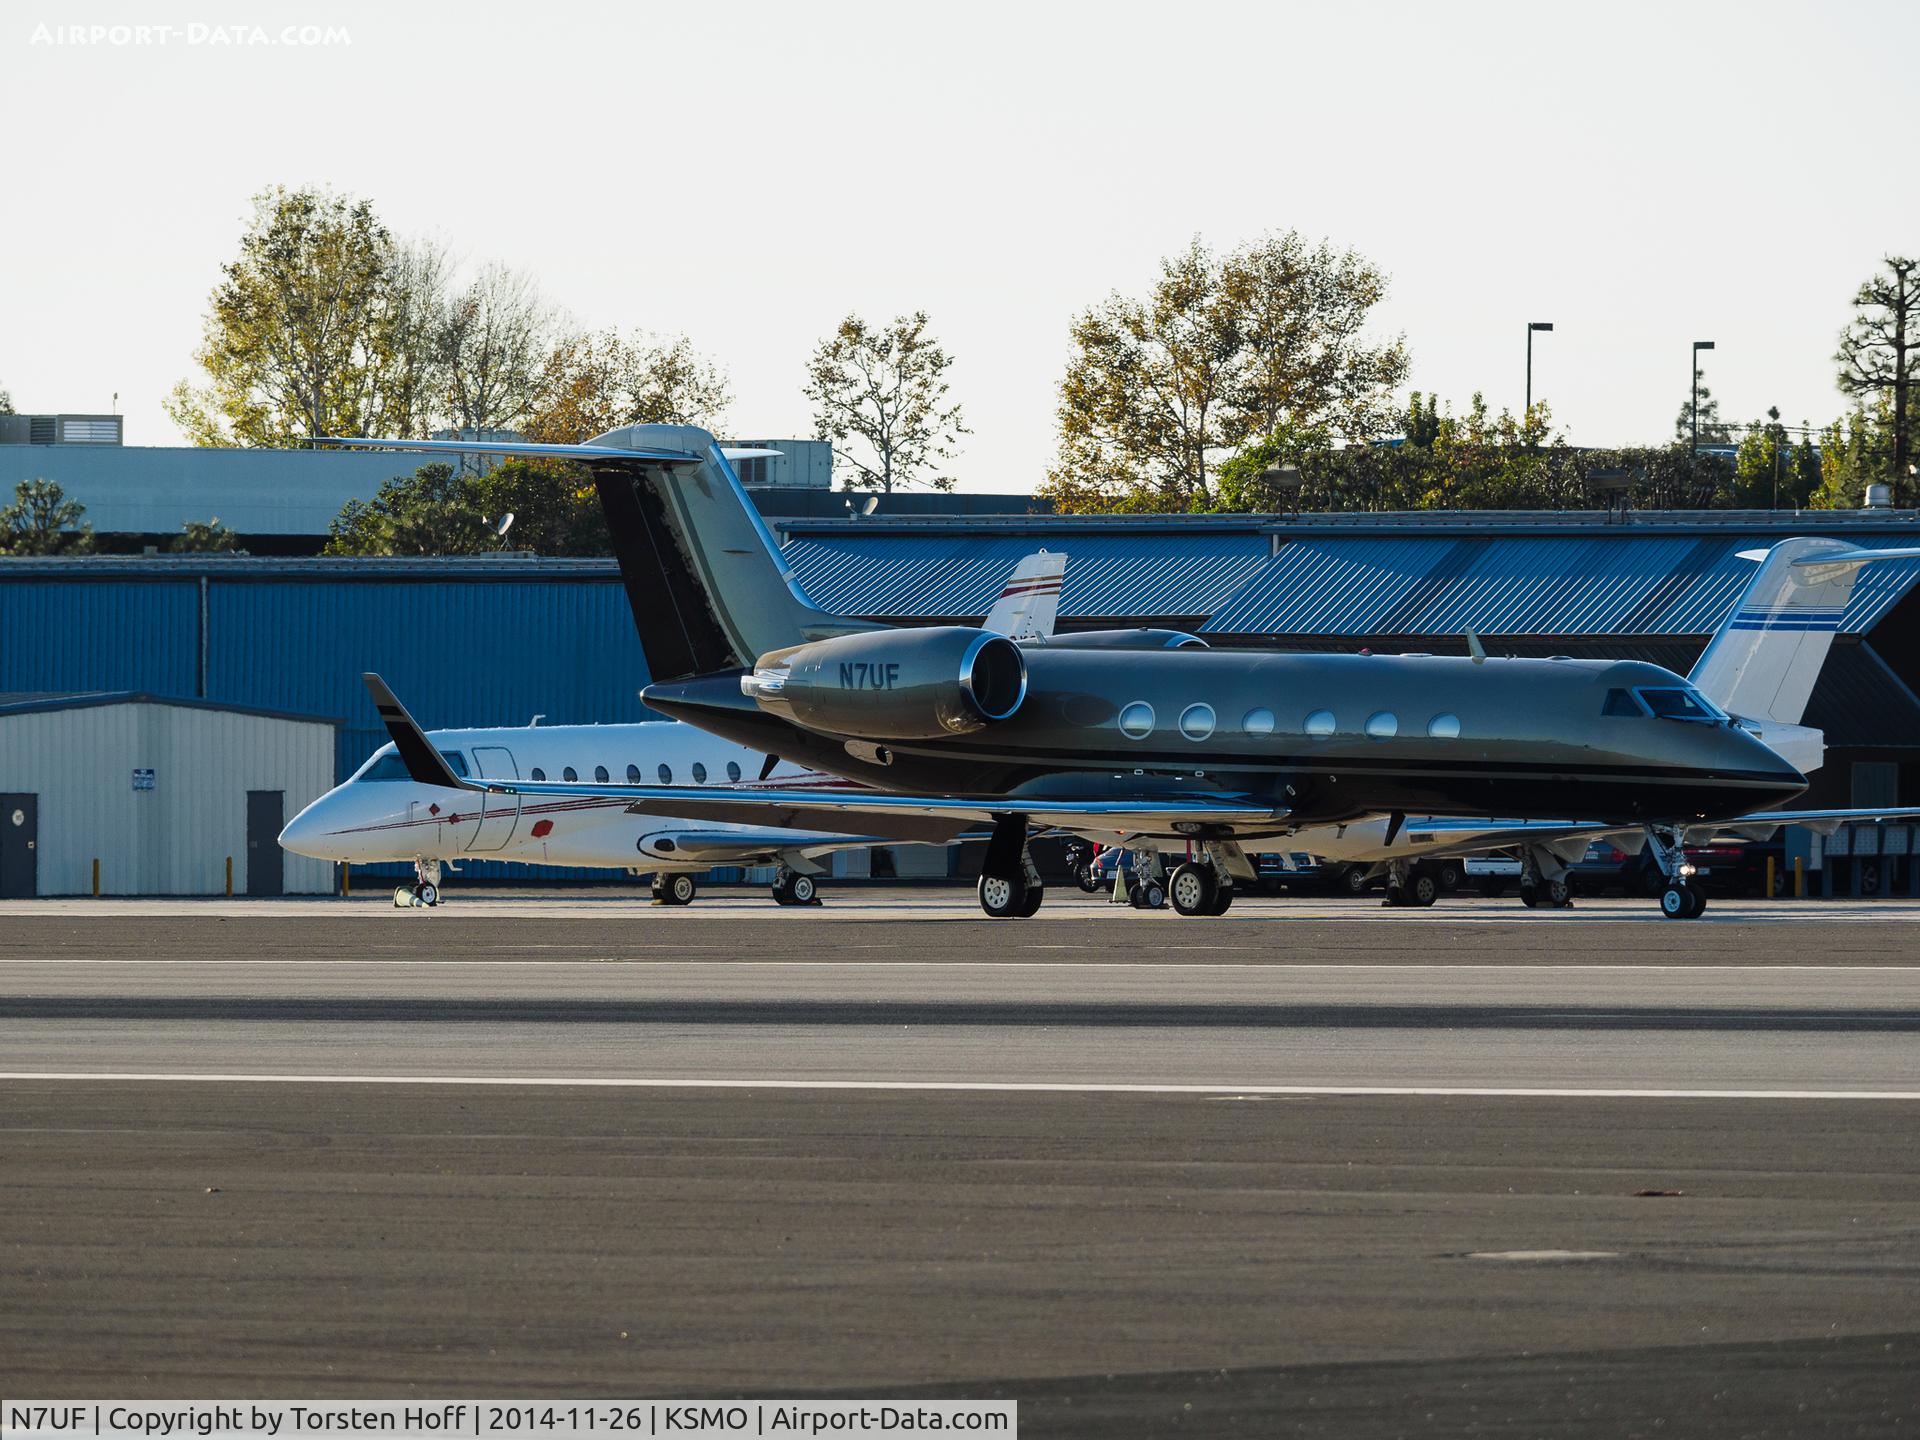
1545 877 1572 909
1383 885 1409 908
1660 884 1705 920
978 873 1030 918
1685 885 1706 917
416 882 439 908
654 873 696 906
1017 882 1045 918
1169 862 1219 917
1210 885 1235 916
1518 882 1541 909
1409 872 1439 907
771 871 818 906
1129 880 1167 910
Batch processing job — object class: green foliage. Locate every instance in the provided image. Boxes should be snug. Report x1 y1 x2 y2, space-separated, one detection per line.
0 383 12 414
171 518 240 553
804 312 967 492
521 329 732 444
321 459 607 557
1043 232 1408 511
1835 256 1920 497
1730 409 1818 510
0 478 94 555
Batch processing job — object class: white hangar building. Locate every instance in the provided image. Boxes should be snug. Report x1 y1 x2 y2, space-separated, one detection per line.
0 693 337 897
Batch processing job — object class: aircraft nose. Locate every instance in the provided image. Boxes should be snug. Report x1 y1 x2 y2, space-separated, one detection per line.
1729 725 1808 805
278 799 330 857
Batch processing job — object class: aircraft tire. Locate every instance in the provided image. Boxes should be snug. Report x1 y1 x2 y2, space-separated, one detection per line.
1660 884 1702 920
417 883 438 908
1383 884 1409 908
1686 884 1707 917
789 873 817 905
1546 877 1572 908
1169 863 1218 916
978 873 1029 919
1518 883 1541 909
1017 883 1045 918
1210 885 1235 916
1129 880 1167 910
1410 873 1439 907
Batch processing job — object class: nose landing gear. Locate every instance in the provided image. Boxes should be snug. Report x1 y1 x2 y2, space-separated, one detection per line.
1645 827 1707 920
394 858 443 908
652 872 698 906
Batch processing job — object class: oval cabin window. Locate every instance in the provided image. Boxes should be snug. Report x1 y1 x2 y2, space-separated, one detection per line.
626 764 641 783
692 763 708 784
1428 712 1461 739
1365 712 1399 739
1118 702 1155 739
1179 704 1216 741
594 765 610 783
1243 707 1276 737
1304 710 1336 737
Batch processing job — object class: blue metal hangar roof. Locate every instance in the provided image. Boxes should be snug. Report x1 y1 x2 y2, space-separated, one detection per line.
773 511 1920 637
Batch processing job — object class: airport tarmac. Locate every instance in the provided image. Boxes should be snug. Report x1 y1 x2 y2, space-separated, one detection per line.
3 890 1918 1435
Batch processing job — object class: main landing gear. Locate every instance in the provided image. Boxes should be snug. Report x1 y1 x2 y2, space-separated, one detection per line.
1169 857 1234 916
1645 827 1708 920
1517 845 1574 910
652 872 698 906
977 816 1045 918
394 858 442 908
771 867 821 906
1381 859 1438 908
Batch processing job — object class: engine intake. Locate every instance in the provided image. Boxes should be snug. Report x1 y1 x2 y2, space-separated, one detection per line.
743 626 1027 739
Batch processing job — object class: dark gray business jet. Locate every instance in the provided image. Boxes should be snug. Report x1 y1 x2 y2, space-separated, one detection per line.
325 426 1920 921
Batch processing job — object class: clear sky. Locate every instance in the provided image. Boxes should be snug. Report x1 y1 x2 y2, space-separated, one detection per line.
3 0 1915 490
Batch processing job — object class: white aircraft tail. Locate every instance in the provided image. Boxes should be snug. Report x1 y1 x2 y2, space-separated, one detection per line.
983 550 1066 641
1689 537 1920 726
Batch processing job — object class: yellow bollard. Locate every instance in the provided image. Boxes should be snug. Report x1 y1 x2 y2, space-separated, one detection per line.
1794 855 1805 898
92 857 100 898
1765 855 1775 900
225 856 234 898
341 865 351 898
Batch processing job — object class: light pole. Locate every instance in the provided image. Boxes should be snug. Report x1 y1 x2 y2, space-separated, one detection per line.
1525 322 1553 424
1691 340 1716 466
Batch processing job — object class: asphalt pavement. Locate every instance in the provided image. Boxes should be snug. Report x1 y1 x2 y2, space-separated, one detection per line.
2 892 1916 1435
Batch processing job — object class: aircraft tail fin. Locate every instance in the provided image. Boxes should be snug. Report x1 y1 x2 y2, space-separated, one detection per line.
321 427 881 682
983 551 1066 640
1689 537 1920 724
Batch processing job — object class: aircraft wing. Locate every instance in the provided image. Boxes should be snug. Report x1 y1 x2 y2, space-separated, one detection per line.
316 435 705 465
663 829 960 861
1396 804 1920 859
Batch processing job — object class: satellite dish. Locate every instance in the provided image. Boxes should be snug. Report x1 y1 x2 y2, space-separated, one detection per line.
495 512 516 539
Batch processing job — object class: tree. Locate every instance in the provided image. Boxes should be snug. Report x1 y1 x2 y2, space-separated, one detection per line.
464 459 608 555
1835 256 1920 503
171 518 240 553
322 462 496 556
440 263 556 439
165 186 428 446
0 383 12 413
1674 377 1733 446
804 312 968 492
1043 234 1406 512
0 478 94 555
521 329 731 443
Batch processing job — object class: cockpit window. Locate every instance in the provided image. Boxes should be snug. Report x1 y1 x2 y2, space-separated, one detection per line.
355 748 470 781
1602 688 1645 717
1638 687 1717 722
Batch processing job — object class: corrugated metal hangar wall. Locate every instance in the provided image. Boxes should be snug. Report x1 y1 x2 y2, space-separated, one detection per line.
6 508 1920 887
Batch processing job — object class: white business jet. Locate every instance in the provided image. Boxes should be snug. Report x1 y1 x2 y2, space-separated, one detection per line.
277 552 1067 908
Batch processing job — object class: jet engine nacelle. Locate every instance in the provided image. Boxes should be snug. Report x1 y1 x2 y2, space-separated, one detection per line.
742 625 1028 740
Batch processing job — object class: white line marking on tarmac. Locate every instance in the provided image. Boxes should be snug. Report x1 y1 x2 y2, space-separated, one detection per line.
1 1073 1917 1099
1 960 1917 972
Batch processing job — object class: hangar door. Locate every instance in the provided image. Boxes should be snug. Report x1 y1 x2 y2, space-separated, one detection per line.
246 790 285 897
1 794 36 898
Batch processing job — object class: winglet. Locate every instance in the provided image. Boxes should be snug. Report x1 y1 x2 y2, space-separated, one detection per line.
1466 629 1487 665
361 674 477 791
